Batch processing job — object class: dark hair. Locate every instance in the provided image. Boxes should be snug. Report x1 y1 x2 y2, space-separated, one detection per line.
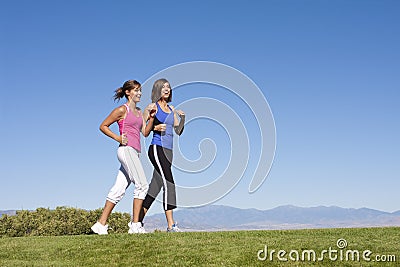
113 80 141 101
151 78 172 103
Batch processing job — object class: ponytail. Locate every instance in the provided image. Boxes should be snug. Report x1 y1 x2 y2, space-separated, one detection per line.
113 87 125 101
113 80 141 102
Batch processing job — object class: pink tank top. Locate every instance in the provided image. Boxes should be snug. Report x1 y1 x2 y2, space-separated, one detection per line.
118 104 143 152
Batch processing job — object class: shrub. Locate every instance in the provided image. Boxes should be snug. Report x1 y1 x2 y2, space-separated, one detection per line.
0 207 131 237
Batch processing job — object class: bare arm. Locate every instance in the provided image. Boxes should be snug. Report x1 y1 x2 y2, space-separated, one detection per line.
171 105 185 136
141 103 157 137
99 106 127 144
143 116 155 137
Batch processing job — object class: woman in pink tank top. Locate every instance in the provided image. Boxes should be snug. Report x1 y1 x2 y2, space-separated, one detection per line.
91 80 155 235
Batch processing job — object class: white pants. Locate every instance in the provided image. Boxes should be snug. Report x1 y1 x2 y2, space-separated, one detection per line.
106 146 149 204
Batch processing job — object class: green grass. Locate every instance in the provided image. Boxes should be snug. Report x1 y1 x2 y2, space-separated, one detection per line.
0 227 398 266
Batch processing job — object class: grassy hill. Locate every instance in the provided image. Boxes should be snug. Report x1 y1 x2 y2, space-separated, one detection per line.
0 227 398 266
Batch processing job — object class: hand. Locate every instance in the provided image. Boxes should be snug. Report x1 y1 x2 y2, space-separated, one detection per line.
146 103 157 118
120 133 128 145
175 109 185 118
154 124 167 132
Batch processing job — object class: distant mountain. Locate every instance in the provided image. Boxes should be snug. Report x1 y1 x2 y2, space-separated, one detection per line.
142 205 400 232
392 210 400 216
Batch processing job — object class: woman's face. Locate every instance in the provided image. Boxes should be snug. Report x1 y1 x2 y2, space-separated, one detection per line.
161 82 171 100
128 85 142 103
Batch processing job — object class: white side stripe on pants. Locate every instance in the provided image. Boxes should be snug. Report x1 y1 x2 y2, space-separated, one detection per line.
153 145 168 210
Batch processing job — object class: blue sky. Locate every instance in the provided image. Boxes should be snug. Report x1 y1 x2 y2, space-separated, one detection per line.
1 0 399 215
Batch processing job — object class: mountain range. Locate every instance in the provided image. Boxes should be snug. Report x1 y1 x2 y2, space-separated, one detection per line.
142 205 400 232
2 205 399 232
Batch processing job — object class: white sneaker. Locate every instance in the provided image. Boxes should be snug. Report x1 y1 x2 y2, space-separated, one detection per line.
128 222 147 234
91 222 108 235
138 224 147 234
167 222 181 232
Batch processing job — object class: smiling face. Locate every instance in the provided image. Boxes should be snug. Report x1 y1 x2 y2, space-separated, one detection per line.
126 85 142 103
161 82 171 101
151 78 172 103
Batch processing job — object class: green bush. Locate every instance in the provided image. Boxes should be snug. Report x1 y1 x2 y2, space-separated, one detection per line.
0 207 131 237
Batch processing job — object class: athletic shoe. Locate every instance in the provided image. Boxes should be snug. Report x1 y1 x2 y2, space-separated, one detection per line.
167 223 181 232
128 222 147 234
91 222 108 235
138 224 147 233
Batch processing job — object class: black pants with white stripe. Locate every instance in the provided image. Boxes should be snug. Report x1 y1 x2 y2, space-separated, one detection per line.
143 145 177 211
